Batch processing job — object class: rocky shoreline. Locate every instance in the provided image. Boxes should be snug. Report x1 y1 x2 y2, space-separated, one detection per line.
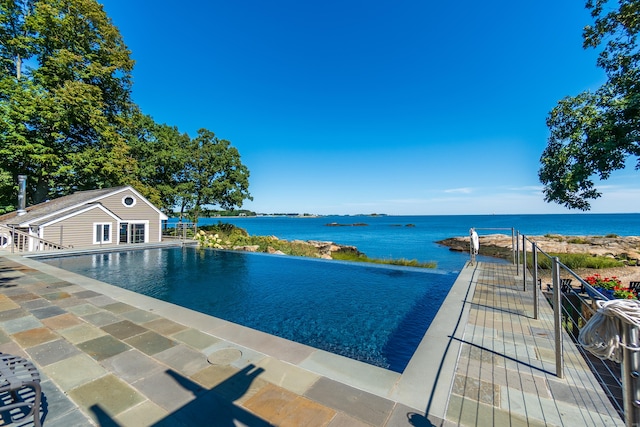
437 233 640 283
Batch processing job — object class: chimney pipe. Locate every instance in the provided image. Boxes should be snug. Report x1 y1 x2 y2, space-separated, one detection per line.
17 175 26 216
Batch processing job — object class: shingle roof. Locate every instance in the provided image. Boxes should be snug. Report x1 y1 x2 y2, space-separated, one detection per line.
0 186 128 226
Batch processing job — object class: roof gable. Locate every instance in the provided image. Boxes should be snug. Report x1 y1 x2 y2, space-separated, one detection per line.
0 186 167 226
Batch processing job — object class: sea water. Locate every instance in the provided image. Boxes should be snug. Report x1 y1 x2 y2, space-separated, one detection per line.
172 213 640 271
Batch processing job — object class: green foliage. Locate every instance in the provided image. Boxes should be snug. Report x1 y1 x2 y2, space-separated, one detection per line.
332 251 437 268
195 223 437 267
0 1 252 216
0 0 136 205
539 0 640 210
180 129 252 224
566 237 590 244
528 252 625 270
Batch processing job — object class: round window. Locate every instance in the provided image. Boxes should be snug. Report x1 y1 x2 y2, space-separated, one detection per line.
122 196 136 207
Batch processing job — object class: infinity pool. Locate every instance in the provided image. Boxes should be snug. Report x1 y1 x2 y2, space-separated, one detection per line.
42 247 455 372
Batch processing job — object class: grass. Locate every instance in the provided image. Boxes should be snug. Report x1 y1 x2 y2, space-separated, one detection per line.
331 251 437 268
526 252 625 270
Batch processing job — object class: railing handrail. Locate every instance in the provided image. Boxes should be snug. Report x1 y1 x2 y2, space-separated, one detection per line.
0 224 67 253
497 229 632 423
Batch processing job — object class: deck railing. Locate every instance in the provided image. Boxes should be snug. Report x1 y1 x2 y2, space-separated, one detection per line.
474 229 637 424
0 224 67 253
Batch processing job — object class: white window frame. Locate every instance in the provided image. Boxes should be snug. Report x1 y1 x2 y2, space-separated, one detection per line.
122 195 137 207
117 220 149 244
94 222 112 244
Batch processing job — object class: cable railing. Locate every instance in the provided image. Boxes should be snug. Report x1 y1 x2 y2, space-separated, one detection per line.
505 231 637 424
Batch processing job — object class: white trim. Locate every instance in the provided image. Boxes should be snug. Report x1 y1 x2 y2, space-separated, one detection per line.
37 204 121 228
15 185 168 227
93 222 113 244
122 195 137 208
116 220 149 244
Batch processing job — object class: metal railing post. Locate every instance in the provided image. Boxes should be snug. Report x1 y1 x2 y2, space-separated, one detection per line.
621 320 640 426
516 231 520 275
10 225 15 254
522 234 527 291
552 256 564 378
511 228 516 265
532 242 539 320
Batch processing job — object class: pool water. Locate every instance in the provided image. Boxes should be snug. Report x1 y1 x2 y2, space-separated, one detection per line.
42 247 456 372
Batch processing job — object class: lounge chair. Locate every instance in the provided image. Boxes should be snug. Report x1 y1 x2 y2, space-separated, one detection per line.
0 353 41 427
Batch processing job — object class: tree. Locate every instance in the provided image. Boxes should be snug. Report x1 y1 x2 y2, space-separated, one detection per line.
126 111 192 214
539 0 640 210
180 129 252 224
0 0 136 207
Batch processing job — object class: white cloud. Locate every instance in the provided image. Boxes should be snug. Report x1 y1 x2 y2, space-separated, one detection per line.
443 187 473 194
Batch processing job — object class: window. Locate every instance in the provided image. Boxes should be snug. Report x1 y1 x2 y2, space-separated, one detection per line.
122 195 136 207
118 222 147 244
94 223 112 244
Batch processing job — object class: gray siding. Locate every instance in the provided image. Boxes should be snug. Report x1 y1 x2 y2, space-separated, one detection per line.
43 209 116 248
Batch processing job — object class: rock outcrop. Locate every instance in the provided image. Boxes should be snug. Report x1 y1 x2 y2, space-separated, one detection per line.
437 234 640 264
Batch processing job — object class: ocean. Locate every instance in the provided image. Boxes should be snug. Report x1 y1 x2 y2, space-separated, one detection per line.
169 213 640 272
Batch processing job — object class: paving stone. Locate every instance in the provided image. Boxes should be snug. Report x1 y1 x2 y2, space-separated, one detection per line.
43 353 107 391
190 364 240 389
82 310 121 327
68 374 146 421
39 378 82 423
30 305 67 319
87 295 119 307
154 344 211 376
143 318 188 335
255 357 320 395
0 329 10 345
124 330 175 355
304 377 395 426
78 334 131 361
27 338 81 366
244 383 336 427
72 290 103 299
384 403 435 427
101 320 148 340
12 326 59 348
156 389 273 427
41 408 94 427
0 315 43 334
66 303 102 317
171 328 220 350
132 369 202 412
0 307 30 322
120 309 161 324
41 313 84 330
58 322 108 344
20 298 54 311
0 294 21 311
115 399 168 427
207 364 269 405
41 291 72 301
101 349 164 382
100 301 136 314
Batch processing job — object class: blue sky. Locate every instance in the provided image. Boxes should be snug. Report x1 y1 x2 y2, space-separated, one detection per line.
100 1 639 215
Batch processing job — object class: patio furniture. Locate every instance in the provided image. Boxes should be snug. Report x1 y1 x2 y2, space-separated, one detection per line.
548 278 575 293
630 281 640 294
0 353 42 427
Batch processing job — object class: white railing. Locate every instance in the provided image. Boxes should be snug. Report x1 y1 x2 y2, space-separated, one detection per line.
0 224 67 253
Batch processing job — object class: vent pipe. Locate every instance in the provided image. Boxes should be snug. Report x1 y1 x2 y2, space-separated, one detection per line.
17 175 26 216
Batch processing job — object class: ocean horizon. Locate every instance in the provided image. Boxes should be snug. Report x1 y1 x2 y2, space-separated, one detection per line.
169 213 640 272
